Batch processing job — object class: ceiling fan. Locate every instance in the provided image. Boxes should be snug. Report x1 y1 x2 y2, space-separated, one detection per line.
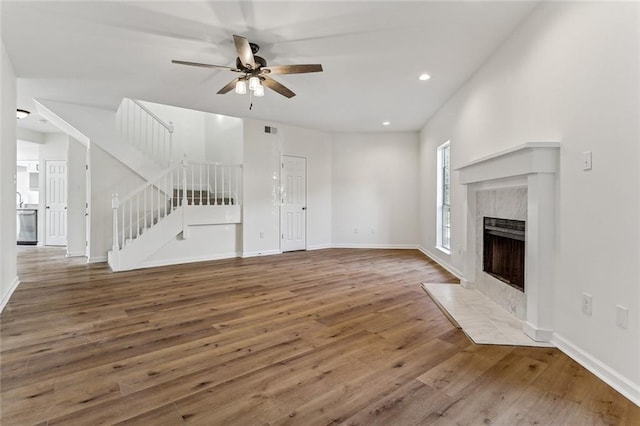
172 34 323 99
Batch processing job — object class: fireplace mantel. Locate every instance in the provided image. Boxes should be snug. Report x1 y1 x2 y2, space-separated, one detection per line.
455 142 560 342
456 142 560 185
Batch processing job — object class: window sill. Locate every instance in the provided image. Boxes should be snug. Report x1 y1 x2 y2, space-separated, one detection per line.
435 245 451 256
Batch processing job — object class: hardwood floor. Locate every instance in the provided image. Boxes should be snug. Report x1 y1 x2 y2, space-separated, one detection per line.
1 247 639 425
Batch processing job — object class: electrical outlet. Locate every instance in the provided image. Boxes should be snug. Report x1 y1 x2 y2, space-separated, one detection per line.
582 151 592 170
581 293 592 316
354 228 358 234
259 232 264 239
371 228 375 234
616 305 629 329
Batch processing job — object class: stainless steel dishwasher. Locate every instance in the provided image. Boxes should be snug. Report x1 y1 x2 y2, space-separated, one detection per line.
17 209 38 245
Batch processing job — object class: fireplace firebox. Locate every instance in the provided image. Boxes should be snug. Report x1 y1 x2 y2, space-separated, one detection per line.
483 217 525 292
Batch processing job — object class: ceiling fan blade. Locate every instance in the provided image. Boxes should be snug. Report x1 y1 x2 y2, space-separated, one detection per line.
172 60 239 72
262 76 296 98
233 34 256 69
262 64 323 75
217 78 240 95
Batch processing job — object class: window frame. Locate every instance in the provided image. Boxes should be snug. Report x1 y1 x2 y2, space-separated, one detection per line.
436 141 451 254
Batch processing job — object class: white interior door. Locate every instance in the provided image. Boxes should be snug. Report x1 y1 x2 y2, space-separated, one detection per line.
45 160 68 246
281 155 307 252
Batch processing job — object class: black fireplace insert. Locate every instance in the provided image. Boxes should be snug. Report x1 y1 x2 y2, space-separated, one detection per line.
482 217 525 292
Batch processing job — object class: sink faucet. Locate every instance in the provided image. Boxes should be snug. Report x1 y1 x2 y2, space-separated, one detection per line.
16 191 23 208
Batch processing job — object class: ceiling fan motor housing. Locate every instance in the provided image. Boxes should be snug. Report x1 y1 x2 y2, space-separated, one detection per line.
236 55 267 71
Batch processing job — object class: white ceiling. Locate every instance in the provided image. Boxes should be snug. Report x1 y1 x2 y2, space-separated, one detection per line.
2 1 538 133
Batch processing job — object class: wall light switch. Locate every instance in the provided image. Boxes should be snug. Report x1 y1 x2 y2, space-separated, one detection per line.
616 305 629 329
582 151 592 170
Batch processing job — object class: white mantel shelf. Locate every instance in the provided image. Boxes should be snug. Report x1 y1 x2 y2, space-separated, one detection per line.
455 142 560 185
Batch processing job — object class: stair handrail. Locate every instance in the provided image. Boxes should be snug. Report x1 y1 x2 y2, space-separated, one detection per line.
118 164 179 206
130 99 174 133
116 98 174 168
111 164 182 252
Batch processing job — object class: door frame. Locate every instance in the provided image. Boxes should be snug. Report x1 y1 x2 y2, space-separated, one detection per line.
280 154 308 253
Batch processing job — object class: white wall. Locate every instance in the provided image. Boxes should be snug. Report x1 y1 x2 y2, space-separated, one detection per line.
141 101 243 165
419 1 639 398
0 35 18 311
242 118 333 256
205 113 243 164
66 137 86 257
144 224 241 267
332 132 419 248
89 143 145 262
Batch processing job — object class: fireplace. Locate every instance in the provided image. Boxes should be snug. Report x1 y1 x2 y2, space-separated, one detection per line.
456 142 559 341
483 217 525 292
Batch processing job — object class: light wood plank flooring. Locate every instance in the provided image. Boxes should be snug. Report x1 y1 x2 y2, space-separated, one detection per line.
1 247 639 425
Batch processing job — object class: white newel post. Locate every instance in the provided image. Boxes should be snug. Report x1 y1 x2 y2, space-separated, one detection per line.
181 160 189 239
111 193 120 253
168 121 174 167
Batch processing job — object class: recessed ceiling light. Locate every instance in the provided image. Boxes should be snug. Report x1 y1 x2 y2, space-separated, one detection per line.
418 73 431 81
382 121 390 126
16 109 30 119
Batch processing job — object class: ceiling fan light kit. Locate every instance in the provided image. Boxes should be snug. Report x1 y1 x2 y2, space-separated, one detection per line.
235 80 247 95
172 34 323 106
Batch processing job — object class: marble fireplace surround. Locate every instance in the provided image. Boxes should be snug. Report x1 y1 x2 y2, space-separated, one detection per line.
455 142 560 342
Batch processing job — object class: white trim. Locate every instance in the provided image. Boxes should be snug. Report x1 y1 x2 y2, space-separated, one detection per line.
140 252 240 269
418 245 463 279
455 142 561 171
66 251 86 258
436 140 451 251
552 333 640 407
455 142 560 185
332 243 418 250
522 322 554 342
87 255 107 263
434 245 450 255
307 244 332 251
242 249 282 258
0 277 20 313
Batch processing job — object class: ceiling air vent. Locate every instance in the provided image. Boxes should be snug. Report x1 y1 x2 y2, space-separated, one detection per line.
264 126 278 135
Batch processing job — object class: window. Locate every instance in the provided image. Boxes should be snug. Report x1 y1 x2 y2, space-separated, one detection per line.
436 141 451 253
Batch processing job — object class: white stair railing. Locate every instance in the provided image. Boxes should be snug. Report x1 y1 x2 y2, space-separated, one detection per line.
116 98 174 167
179 160 243 207
111 161 242 254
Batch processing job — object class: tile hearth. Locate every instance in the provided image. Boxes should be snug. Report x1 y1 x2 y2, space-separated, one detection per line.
422 283 554 348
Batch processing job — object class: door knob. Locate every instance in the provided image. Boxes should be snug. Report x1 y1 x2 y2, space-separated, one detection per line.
302 207 306 210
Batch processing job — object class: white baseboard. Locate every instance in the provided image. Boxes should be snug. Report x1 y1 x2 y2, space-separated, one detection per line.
307 244 332 251
522 321 554 343
141 252 241 269
552 333 640 407
0 277 20 313
66 251 86 258
331 243 418 250
87 256 107 264
417 245 463 279
242 249 281 258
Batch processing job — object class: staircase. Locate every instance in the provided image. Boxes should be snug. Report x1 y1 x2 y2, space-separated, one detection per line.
108 159 242 271
36 96 243 271
108 99 243 271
